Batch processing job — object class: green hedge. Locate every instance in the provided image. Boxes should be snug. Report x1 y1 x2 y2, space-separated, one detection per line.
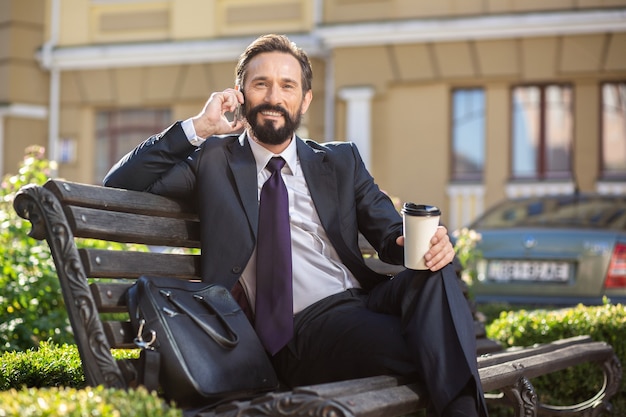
0 342 178 416
0 342 83 390
486 302 626 416
0 341 140 391
0 386 181 417
0 147 149 353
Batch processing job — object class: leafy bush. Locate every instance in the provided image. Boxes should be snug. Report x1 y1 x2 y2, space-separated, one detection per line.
0 341 139 391
0 147 148 353
452 227 482 285
0 385 181 417
0 147 71 352
0 341 83 390
486 303 626 416
0 343 176 416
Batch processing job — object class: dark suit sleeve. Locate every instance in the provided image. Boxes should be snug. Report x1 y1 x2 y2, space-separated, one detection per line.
348 144 404 265
102 122 198 198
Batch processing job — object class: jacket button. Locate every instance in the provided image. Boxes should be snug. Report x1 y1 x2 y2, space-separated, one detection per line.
232 266 242 274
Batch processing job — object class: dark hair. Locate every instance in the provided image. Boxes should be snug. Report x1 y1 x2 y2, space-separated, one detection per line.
235 34 313 93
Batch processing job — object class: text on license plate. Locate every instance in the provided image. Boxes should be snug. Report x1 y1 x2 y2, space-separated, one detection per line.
487 261 570 283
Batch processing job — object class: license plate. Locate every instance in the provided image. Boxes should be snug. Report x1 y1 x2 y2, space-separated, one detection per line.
486 261 570 283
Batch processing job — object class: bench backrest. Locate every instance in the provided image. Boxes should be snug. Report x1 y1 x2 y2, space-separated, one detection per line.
13 179 500 389
13 179 205 387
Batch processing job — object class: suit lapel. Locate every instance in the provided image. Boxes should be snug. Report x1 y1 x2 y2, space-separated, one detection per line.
297 139 386 287
297 139 353 258
227 135 259 236
296 139 340 237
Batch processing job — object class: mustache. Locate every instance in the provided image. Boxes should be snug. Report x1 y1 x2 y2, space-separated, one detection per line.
248 103 289 119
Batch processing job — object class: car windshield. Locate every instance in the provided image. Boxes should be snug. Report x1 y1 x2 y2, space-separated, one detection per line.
471 195 626 230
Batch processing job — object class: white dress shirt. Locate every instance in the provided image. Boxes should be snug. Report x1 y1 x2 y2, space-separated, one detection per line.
181 119 361 314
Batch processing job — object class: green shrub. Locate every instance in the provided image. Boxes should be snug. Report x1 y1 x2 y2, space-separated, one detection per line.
0 385 181 417
486 302 626 416
0 147 71 352
0 147 148 353
0 341 83 390
0 341 141 391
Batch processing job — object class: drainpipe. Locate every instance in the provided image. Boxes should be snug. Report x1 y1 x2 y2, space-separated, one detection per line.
41 0 61 177
324 53 335 141
311 0 335 141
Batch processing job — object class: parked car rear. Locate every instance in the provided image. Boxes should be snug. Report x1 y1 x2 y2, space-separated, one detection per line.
466 193 626 306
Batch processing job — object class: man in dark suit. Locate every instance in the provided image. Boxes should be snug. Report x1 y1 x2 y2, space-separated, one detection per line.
104 34 488 417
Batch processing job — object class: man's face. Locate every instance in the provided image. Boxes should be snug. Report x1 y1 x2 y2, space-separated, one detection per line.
242 52 312 146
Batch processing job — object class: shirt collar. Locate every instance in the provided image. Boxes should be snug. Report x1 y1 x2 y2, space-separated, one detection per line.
243 131 298 176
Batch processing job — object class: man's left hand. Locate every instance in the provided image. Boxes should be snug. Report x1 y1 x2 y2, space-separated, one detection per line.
395 226 455 272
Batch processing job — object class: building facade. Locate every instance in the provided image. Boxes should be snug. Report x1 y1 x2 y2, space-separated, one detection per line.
2 0 626 230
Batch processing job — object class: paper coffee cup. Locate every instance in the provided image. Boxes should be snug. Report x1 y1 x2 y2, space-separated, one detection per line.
402 203 441 270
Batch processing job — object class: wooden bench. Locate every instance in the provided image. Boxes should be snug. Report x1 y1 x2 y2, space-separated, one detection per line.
13 179 622 417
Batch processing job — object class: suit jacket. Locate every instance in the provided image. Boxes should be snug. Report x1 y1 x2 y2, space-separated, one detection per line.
104 121 405 292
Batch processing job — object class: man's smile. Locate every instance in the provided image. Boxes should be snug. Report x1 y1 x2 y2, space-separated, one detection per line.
261 110 282 117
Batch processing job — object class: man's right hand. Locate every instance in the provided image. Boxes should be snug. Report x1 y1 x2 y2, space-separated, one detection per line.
191 87 245 138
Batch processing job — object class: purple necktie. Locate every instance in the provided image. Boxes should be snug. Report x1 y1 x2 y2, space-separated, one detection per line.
255 157 293 355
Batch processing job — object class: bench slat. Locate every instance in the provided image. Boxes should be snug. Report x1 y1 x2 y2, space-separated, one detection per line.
66 206 200 247
478 335 591 367
295 375 408 398
90 282 134 312
81 249 201 279
479 341 613 392
45 180 197 219
102 320 136 349
337 383 426 417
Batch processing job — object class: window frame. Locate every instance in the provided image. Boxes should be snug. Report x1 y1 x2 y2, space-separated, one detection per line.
450 86 486 182
509 83 574 181
94 108 172 183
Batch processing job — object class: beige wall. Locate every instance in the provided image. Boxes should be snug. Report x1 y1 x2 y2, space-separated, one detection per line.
3 0 626 227
322 0 625 23
329 31 626 214
54 0 313 46
0 0 47 104
0 0 48 175
53 54 327 183
380 84 451 213
483 84 510 208
3 118 47 176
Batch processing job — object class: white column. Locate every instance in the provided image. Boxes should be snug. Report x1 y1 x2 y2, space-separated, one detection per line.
338 86 375 169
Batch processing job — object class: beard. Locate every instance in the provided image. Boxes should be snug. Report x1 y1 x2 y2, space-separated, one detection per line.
246 103 302 146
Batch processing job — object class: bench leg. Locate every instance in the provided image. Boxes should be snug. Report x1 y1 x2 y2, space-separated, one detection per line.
497 376 538 417
535 353 622 417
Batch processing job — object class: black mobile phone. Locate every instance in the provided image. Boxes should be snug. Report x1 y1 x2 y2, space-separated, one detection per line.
226 103 243 125
230 86 244 125
233 102 243 122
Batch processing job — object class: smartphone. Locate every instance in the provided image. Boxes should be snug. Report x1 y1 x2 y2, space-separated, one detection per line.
231 86 244 125
233 102 244 123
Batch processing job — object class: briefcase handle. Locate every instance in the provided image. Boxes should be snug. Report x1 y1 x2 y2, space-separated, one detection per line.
159 290 240 349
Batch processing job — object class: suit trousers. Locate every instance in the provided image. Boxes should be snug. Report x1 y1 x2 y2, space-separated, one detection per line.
270 264 488 417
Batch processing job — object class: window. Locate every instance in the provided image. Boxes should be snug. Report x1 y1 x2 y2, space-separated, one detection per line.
601 82 626 179
511 85 573 180
451 88 485 181
95 109 171 182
